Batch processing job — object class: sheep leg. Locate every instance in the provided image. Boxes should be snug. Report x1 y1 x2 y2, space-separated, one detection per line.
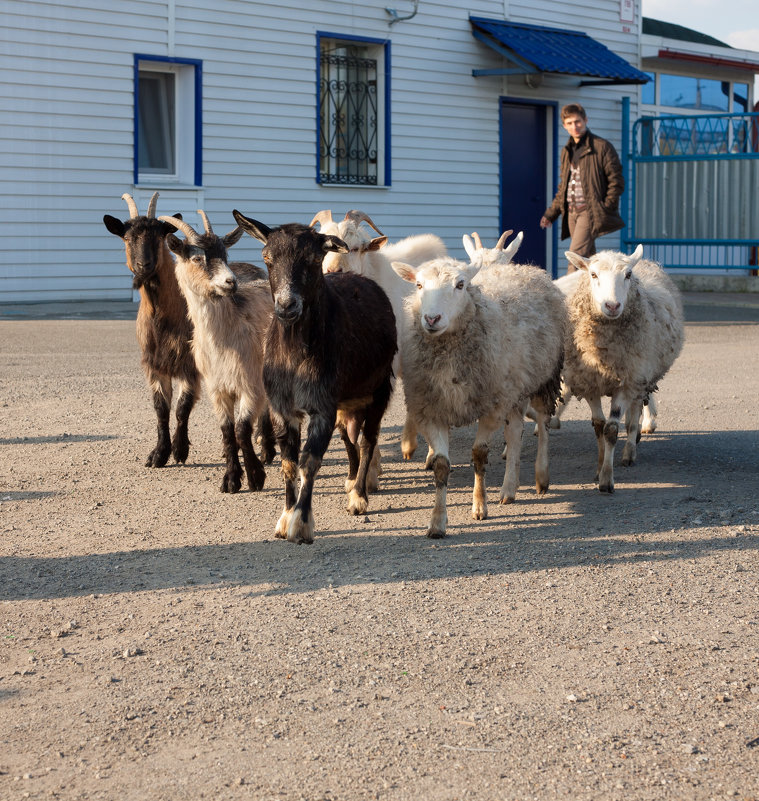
273 415 301 539
287 412 335 544
146 374 172 468
349 377 393 514
236 414 266 491
530 397 551 495
472 411 500 520
401 412 418 460
621 398 643 467
423 426 450 538
587 397 606 484
597 393 629 494
500 408 525 504
641 393 658 435
550 380 572 430
171 377 197 464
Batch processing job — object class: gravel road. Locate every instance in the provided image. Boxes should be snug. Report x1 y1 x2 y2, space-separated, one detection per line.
1 293 758 801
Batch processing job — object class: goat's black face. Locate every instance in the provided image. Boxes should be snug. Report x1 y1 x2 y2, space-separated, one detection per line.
104 215 179 288
232 213 348 326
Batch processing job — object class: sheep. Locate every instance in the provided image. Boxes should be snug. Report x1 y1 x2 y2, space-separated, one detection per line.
158 210 274 493
103 192 200 468
391 255 566 538
313 209 447 465
560 244 684 493
232 210 397 544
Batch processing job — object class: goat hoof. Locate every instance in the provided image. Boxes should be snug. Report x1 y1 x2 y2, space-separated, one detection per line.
499 494 515 505
547 416 561 430
471 504 487 521
275 509 292 539
536 481 549 496
145 446 170 468
221 472 242 493
172 437 190 464
347 489 368 516
247 468 266 492
621 456 635 467
287 510 314 544
599 483 615 494
426 527 446 539
366 474 379 494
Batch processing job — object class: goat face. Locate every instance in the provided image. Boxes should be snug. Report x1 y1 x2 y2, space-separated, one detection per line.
232 212 348 325
166 233 240 299
321 223 387 276
103 215 180 289
566 244 644 320
393 257 480 337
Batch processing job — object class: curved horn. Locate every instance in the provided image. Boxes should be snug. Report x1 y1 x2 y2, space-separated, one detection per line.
158 215 201 245
344 209 384 237
197 209 214 234
495 229 514 250
146 191 160 218
471 232 483 250
309 210 333 228
121 193 140 219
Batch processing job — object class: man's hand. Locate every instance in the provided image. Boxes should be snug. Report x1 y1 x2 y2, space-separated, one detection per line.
540 216 552 229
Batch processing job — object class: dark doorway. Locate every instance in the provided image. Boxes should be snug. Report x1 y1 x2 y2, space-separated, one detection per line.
499 98 555 275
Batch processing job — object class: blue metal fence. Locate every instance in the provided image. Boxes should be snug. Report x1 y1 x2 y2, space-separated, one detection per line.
626 111 759 272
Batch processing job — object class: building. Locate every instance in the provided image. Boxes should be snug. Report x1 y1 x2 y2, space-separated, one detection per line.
1 1 756 302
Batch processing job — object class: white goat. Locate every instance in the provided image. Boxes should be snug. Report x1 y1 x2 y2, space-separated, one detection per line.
462 229 525 269
159 210 274 494
313 209 447 468
560 245 684 493
391 256 566 538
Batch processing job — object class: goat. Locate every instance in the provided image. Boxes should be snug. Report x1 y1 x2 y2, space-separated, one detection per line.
232 210 397 544
158 210 273 493
103 192 200 468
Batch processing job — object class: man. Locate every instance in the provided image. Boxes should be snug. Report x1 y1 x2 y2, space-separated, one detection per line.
540 103 625 271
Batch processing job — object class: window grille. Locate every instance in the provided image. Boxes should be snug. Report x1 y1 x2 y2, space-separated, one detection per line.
319 45 378 185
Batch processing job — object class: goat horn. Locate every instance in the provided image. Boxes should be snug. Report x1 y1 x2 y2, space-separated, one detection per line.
495 230 514 250
121 193 140 219
471 232 483 250
197 209 214 234
309 210 333 228
146 192 160 218
158 215 201 244
344 210 384 237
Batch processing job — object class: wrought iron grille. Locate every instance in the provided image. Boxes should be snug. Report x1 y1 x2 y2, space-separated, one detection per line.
319 47 378 185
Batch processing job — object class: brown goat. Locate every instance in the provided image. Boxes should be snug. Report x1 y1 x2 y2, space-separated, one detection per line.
103 192 200 467
232 210 397 544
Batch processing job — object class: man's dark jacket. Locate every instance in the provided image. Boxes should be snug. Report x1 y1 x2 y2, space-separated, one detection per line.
544 130 625 241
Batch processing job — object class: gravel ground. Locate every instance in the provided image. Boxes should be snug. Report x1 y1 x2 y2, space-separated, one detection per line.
1 294 758 801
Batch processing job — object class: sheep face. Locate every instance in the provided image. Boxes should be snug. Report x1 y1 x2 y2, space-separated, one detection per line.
232 212 348 325
103 215 180 289
566 245 644 320
392 257 480 337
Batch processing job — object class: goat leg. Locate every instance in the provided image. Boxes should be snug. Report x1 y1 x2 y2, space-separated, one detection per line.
146 378 172 468
256 409 277 465
236 416 266 491
171 380 197 464
274 418 301 539
220 417 243 493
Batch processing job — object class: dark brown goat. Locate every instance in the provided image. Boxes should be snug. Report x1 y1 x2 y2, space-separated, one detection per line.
232 211 397 544
103 193 199 467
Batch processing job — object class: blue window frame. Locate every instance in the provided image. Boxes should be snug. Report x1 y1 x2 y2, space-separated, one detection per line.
134 54 202 186
316 32 391 186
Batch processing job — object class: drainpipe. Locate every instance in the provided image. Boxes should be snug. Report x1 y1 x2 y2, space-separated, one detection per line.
621 95 630 253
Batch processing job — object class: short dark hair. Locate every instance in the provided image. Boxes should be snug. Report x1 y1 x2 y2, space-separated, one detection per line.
561 103 587 121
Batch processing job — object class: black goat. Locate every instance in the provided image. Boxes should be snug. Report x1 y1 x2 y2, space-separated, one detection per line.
232 211 397 544
103 193 200 468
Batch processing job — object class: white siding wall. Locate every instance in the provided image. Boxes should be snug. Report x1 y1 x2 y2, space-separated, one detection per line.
0 0 641 301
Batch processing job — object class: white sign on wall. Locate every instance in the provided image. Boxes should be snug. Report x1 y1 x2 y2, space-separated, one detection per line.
620 0 634 24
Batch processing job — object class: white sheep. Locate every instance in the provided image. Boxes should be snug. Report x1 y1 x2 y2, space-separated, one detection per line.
560 244 684 493
312 209 448 468
159 210 274 494
391 255 566 538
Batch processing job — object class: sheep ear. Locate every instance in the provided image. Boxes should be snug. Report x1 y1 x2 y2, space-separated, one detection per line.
627 244 644 267
103 215 126 238
322 235 349 254
462 234 476 260
223 226 244 247
232 210 270 243
501 231 524 263
565 251 589 272
391 261 418 283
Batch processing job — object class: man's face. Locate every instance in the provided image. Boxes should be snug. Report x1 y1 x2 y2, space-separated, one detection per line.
562 114 587 142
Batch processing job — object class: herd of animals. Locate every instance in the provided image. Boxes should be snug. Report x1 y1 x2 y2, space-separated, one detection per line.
103 192 685 544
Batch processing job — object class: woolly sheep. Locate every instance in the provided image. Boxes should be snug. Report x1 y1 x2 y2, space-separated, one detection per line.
391 255 566 538
561 245 684 493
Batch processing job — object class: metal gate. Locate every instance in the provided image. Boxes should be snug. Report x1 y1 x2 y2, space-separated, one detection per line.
627 111 759 271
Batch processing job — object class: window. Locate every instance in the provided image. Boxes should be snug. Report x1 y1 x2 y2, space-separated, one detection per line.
733 83 749 113
134 55 202 186
317 33 390 186
641 72 656 105
659 74 729 111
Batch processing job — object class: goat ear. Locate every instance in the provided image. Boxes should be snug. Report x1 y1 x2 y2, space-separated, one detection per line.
627 244 644 267
103 215 126 238
565 251 589 272
366 236 387 251
462 234 476 260
232 210 271 243
223 227 244 248
322 235 349 254
165 234 183 254
391 261 417 283
501 231 524 263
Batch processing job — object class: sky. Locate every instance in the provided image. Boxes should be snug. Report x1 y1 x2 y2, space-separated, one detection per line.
642 0 759 98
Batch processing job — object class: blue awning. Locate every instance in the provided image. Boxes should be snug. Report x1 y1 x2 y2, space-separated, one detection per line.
470 17 650 85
